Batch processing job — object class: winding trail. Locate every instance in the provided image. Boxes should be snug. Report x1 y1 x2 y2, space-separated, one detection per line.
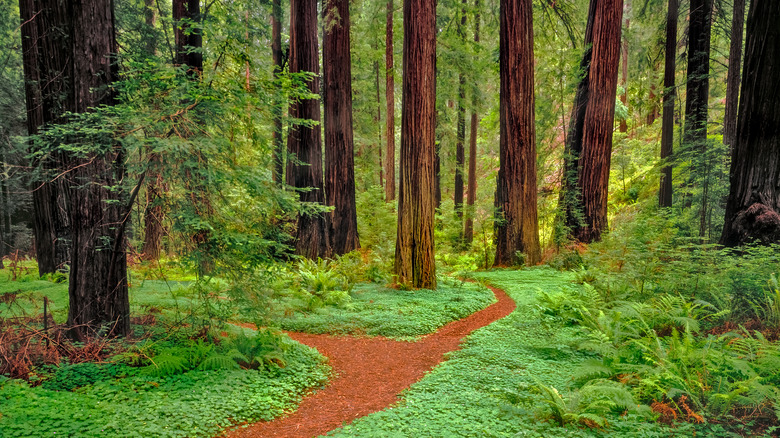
226 285 516 438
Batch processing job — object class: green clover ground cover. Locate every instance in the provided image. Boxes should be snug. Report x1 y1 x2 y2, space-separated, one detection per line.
272 279 495 339
324 268 736 438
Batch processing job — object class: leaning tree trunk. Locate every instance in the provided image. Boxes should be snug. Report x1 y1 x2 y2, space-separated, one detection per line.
659 0 677 208
385 0 396 202
723 0 745 147
493 0 540 266
394 0 436 289
323 0 360 255
720 0 780 247
18 0 71 274
287 0 330 259
567 0 624 243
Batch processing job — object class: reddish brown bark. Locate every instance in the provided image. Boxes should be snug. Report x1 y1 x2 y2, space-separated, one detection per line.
659 0 677 208
493 0 540 266
454 0 467 240
723 0 745 147
394 0 436 289
720 0 780 246
619 0 630 133
287 0 330 259
565 0 624 243
385 0 396 202
463 0 480 245
271 0 285 184
173 0 202 74
323 0 360 255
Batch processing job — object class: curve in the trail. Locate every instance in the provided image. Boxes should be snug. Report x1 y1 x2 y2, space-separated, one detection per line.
226 285 516 438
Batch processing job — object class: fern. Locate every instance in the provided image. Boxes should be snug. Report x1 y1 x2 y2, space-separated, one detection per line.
143 353 189 377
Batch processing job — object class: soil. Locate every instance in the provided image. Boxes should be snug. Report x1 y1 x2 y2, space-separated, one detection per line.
226 285 516 438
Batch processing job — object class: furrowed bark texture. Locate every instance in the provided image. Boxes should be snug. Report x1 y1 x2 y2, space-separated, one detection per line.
723 0 745 147
324 0 360 255
464 0 480 245
385 0 396 202
573 0 624 243
659 0 677 207
619 0 630 133
558 0 596 239
720 0 780 246
287 0 330 259
395 0 436 289
493 0 540 266
19 0 71 274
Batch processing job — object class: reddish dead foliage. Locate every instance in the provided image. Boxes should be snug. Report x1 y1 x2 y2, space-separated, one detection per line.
226 285 516 438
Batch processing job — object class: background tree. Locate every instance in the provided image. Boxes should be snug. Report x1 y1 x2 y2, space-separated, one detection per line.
385 0 396 202
720 0 780 246
287 0 330 258
394 0 436 289
271 0 286 184
659 0 677 207
324 0 360 254
463 0 480 245
453 0 467 243
722 0 745 147
493 0 540 266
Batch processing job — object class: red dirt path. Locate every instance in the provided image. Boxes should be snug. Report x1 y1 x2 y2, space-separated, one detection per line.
226 285 516 438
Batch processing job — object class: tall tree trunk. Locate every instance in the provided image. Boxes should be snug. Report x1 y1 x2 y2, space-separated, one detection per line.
374 56 383 190
287 0 330 259
563 0 624 243
659 0 677 208
141 0 164 261
723 0 745 147
619 0 630 133
385 0 396 202
494 0 540 266
271 0 285 184
720 0 780 247
59 0 128 338
557 0 596 242
394 0 436 289
323 0 360 255
174 0 203 74
463 0 480 245
18 0 71 274
454 0 467 242
684 0 712 237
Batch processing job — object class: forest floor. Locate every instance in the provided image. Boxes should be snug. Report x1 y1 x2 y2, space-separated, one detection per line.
228 285 516 437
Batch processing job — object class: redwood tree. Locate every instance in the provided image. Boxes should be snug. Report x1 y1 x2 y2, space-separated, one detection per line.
723 0 745 147
385 0 396 202
19 0 70 274
323 0 360 255
394 0 436 289
463 0 480 245
720 0 780 247
453 0 467 242
271 0 285 184
561 0 624 243
493 0 540 266
287 0 330 258
659 0 677 208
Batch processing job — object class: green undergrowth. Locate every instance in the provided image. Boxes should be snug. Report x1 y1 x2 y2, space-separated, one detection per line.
272 278 495 340
324 268 735 438
0 332 329 438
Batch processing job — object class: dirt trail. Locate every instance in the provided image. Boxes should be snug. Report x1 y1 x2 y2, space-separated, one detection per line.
226 285 515 438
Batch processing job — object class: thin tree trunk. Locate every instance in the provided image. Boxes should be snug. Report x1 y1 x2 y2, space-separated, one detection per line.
720 0 780 246
659 0 677 208
385 0 396 202
454 0 467 241
464 0 480 246
619 0 630 133
395 0 436 289
323 0 360 255
272 0 285 184
287 0 330 259
723 0 745 147
494 0 540 266
374 57 383 190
